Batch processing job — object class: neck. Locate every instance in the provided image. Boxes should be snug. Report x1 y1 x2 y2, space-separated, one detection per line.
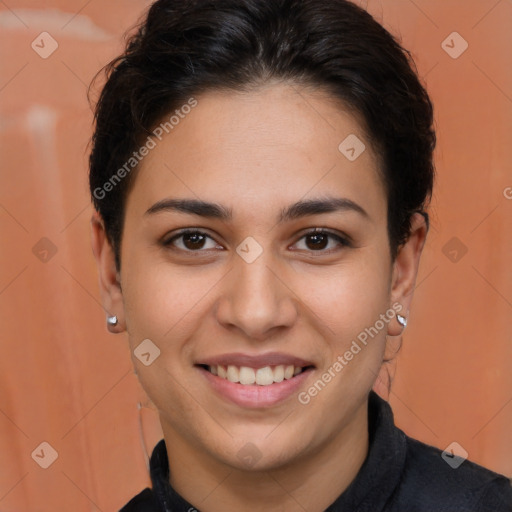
161 399 370 512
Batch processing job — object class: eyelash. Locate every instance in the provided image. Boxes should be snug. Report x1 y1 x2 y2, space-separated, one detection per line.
162 228 351 255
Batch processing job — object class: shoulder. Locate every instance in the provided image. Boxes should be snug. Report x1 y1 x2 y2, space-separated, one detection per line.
119 488 161 512
392 434 512 512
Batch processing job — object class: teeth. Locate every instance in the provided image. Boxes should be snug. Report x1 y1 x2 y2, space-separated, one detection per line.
217 365 227 379
284 365 294 379
227 365 239 383
206 363 306 386
255 366 273 385
239 366 256 385
273 365 284 383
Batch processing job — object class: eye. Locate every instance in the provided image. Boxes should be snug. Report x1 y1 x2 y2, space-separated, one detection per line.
163 228 350 254
292 228 350 253
163 229 222 252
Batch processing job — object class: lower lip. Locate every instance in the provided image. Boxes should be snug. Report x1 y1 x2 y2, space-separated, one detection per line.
198 366 313 408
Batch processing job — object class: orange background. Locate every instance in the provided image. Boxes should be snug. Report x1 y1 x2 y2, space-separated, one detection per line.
1 0 511 510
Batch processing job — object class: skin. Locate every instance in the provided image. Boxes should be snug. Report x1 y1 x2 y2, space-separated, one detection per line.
91 81 427 511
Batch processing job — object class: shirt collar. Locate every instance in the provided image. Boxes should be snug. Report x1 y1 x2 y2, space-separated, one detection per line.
149 390 407 511
325 390 407 511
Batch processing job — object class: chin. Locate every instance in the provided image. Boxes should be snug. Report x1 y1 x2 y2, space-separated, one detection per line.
207 430 314 472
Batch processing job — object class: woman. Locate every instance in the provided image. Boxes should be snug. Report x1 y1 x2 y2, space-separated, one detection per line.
88 0 512 510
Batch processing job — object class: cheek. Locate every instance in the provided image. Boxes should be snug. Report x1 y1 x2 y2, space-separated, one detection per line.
295 249 391 339
302 251 392 405
297 266 391 417
121 256 217 353
120 262 207 422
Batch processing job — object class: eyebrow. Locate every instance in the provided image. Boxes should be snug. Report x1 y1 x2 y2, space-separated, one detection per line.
144 196 369 222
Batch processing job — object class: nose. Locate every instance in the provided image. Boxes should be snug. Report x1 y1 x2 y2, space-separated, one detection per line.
215 252 298 341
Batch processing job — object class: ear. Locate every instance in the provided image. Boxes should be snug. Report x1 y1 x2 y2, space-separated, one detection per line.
90 211 125 333
387 212 428 336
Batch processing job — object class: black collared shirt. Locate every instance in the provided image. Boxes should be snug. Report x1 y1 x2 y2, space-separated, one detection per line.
120 391 512 511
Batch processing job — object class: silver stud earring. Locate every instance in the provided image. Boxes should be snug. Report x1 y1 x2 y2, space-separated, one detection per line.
107 315 118 326
397 314 407 328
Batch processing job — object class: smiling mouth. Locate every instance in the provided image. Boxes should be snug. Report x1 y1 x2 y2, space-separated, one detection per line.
197 364 314 386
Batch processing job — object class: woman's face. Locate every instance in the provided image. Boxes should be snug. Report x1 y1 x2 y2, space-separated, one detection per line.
96 82 423 471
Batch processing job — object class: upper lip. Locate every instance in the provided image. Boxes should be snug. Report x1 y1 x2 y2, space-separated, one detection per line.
197 352 315 368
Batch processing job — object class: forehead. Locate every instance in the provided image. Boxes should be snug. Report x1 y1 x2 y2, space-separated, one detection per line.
126 82 386 220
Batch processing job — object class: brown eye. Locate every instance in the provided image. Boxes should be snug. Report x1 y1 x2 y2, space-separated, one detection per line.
294 229 349 253
164 230 221 252
305 232 329 250
181 232 207 250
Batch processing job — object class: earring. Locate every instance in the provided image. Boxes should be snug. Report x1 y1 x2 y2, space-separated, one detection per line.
107 315 118 326
397 314 407 328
